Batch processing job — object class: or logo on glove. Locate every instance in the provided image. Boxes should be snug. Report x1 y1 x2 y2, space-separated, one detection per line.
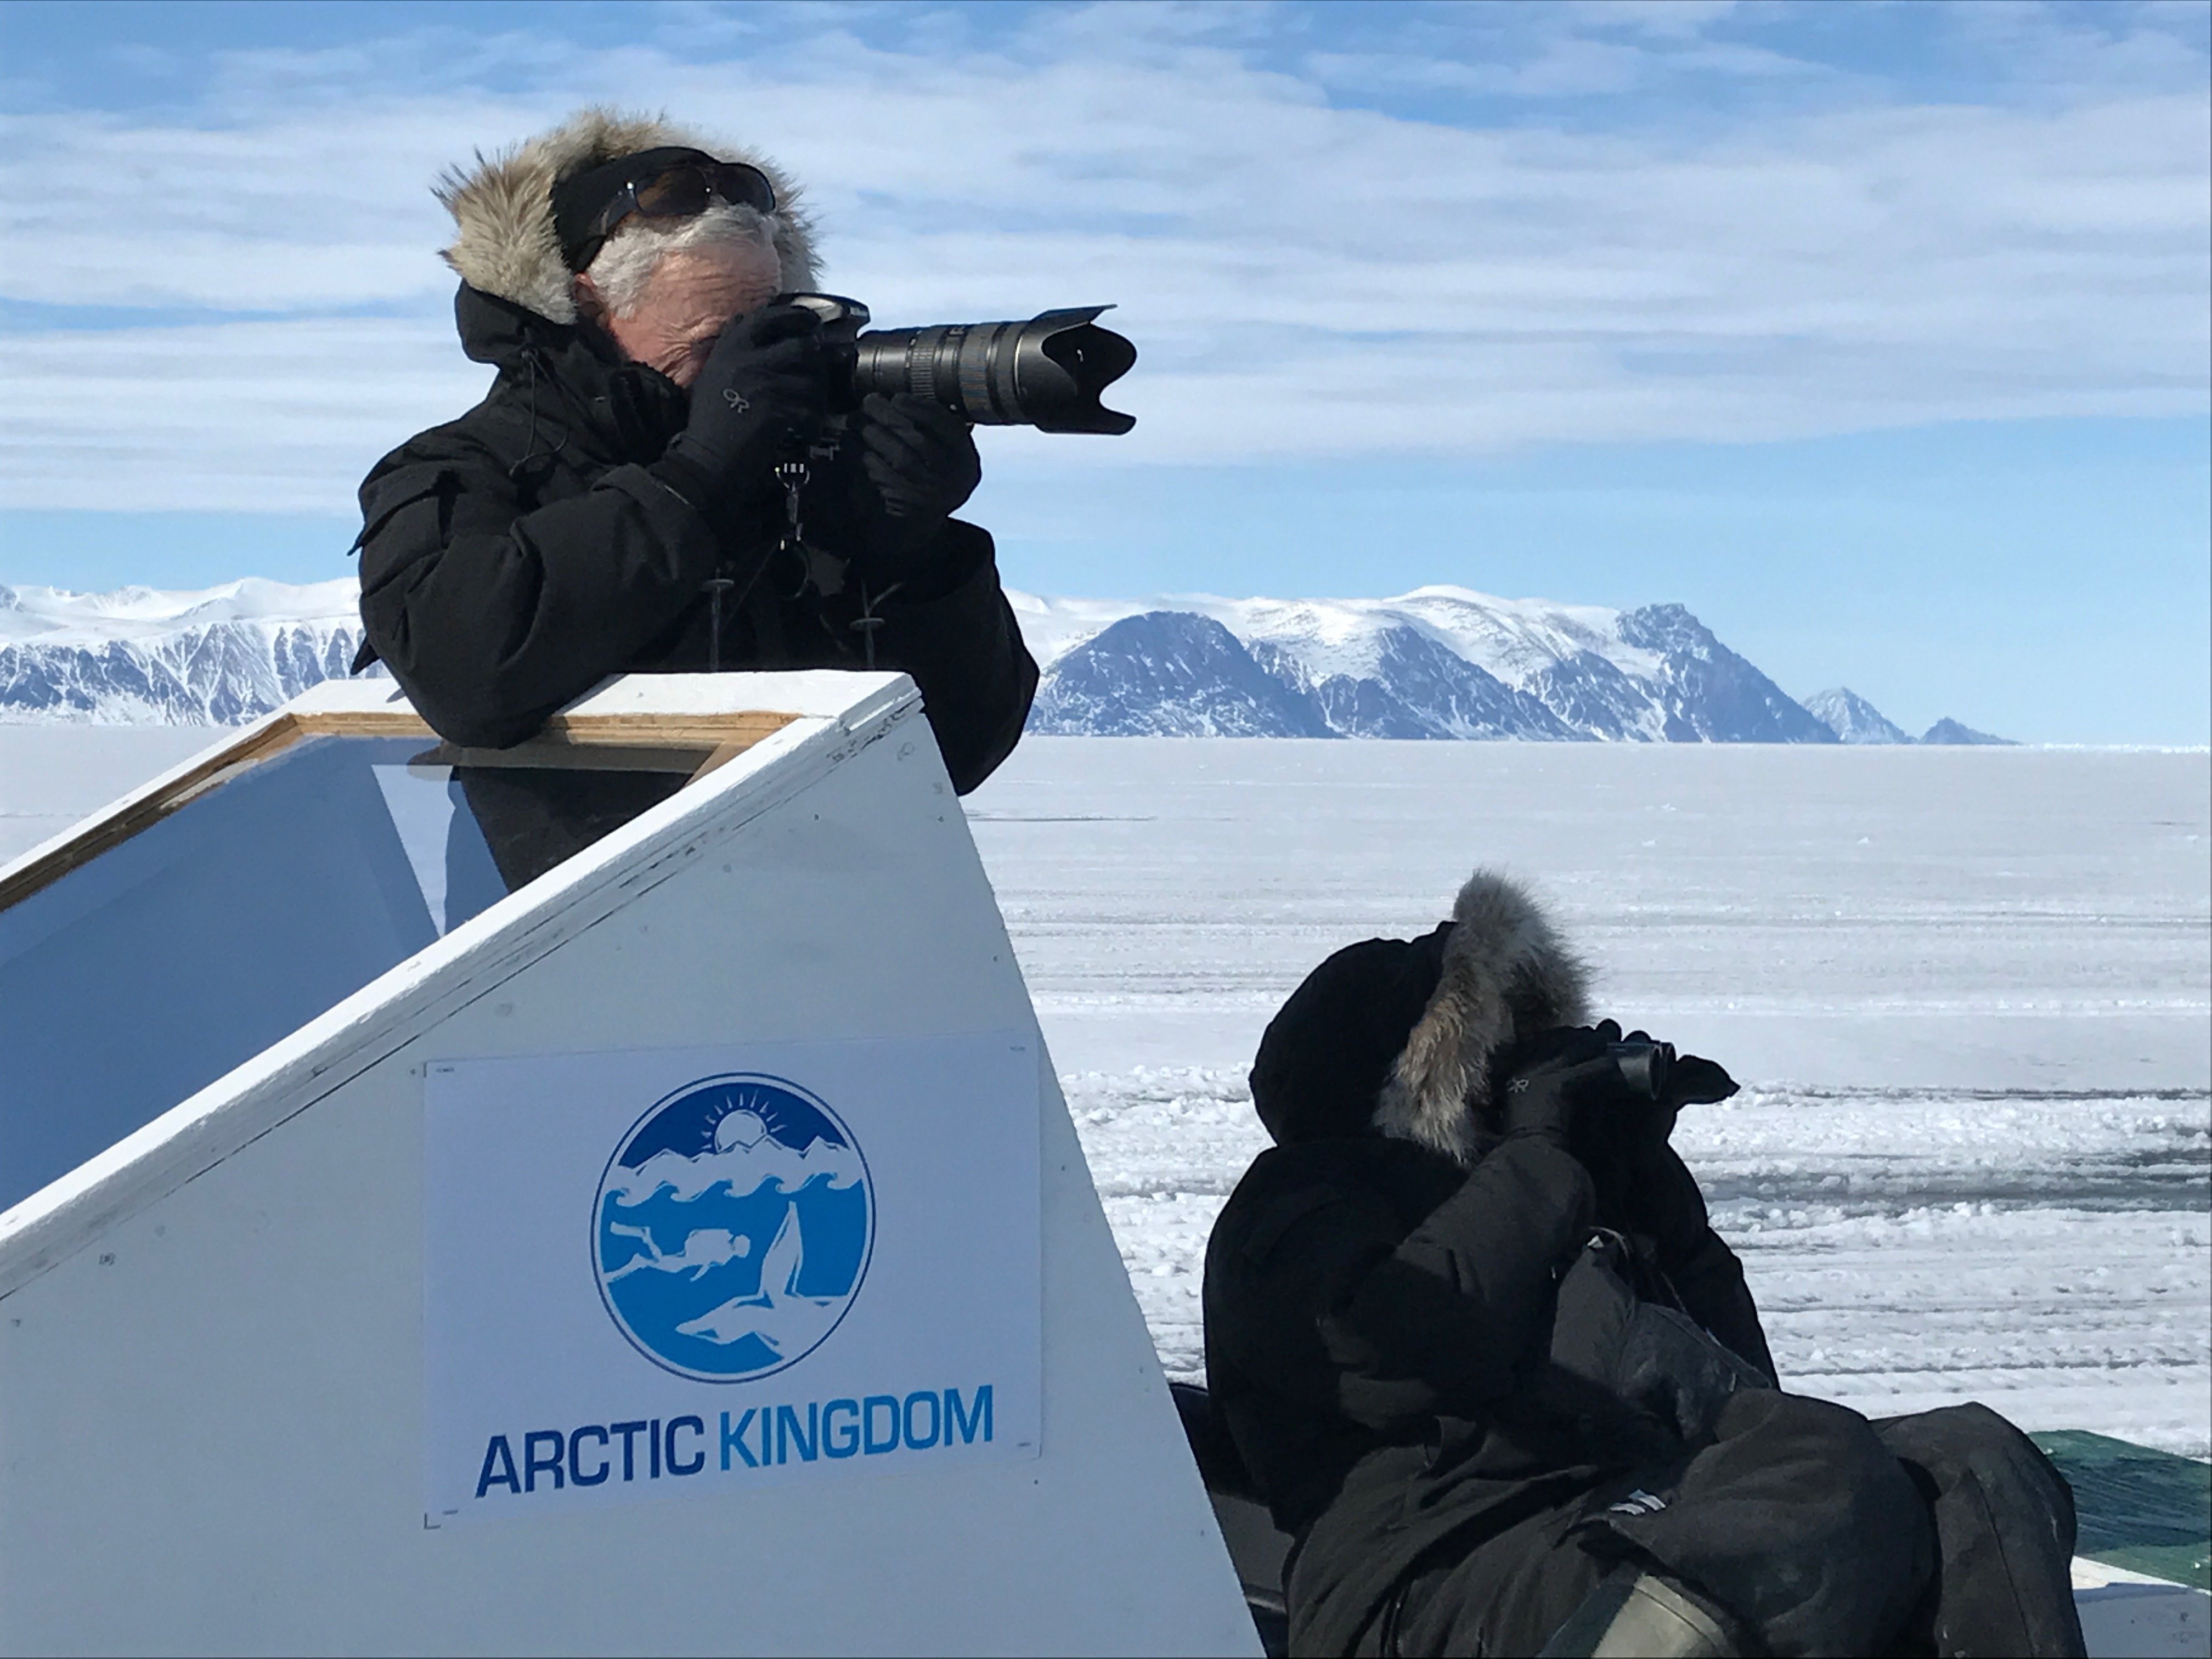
663 302 841 503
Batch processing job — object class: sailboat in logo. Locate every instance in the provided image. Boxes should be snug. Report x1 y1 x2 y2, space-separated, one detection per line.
674 1200 844 1359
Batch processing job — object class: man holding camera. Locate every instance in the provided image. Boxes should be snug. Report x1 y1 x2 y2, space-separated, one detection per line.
1204 870 2085 1657
353 109 1036 793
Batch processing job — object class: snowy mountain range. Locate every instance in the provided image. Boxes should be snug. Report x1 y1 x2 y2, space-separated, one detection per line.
1012 591 2008 743
0 578 2006 743
1801 686 2012 746
0 579 374 724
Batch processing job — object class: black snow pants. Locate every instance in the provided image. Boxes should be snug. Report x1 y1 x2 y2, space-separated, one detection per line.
1374 1395 2085 1658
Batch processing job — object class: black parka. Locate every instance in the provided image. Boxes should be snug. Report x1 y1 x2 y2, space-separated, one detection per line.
1207 876 2083 1659
1204 1126 1773 1656
354 284 1037 793
1200 879 1776 1656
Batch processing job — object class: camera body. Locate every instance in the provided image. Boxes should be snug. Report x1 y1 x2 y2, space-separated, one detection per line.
778 294 1137 435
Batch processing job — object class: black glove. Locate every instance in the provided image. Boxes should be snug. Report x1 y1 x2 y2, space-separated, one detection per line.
1493 1019 1636 1152
1658 1041 1739 1111
849 392 981 576
658 303 842 507
1605 1029 1738 1161
1585 1028 1738 1255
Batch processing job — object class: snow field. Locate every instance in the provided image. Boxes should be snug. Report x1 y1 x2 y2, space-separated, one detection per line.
0 724 221 862
966 738 2211 1457
1062 1065 2210 1455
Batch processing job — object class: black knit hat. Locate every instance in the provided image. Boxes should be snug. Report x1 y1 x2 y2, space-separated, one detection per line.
550 145 720 272
1248 922 1454 1146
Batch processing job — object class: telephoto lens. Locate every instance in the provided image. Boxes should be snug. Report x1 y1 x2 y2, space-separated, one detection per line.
778 294 1137 435
1607 1039 1677 1101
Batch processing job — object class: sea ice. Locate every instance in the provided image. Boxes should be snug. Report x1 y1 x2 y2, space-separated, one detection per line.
964 738 2211 1457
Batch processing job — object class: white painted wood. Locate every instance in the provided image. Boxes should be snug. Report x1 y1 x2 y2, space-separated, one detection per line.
0 672 911 908
0 673 1257 1657
0 697 870 1294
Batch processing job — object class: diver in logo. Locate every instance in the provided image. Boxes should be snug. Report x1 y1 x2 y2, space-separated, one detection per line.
593 1074 873 1381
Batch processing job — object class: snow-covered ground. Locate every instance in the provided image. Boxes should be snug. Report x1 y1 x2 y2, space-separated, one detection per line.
0 724 221 861
963 738 2212 1456
4 729 2207 1456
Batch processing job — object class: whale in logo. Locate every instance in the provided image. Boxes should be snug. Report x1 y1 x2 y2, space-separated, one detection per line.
592 1074 873 1382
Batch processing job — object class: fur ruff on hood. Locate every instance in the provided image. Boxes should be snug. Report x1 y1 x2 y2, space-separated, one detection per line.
1373 870 1591 1163
433 106 820 325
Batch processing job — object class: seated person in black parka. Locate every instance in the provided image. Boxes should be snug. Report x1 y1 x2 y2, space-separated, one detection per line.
1204 870 2087 1658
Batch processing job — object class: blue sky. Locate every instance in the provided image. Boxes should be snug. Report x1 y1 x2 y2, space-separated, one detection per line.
1 1 2205 742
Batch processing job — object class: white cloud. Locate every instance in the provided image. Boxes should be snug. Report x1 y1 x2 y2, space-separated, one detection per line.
0 2 2204 511
1563 2 1743 42
0 317 487 510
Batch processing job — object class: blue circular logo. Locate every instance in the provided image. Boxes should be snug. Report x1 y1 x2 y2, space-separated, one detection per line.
592 1074 873 1383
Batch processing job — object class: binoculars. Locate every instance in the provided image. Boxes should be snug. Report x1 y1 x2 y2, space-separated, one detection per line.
1607 1039 1678 1101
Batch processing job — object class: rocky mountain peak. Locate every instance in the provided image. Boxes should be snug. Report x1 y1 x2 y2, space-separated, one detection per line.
1920 717 2017 746
0 577 2012 744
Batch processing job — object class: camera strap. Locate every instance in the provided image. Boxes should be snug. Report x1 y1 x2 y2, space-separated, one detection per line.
696 441 848 676
774 448 859 600
768 441 901 671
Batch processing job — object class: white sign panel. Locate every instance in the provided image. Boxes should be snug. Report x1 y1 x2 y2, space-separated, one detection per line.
424 1031 1041 1524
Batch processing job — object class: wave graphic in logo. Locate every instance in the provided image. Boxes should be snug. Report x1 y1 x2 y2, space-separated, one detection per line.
592 1074 873 1382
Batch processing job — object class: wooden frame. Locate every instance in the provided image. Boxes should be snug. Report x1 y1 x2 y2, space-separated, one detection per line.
0 706 797 917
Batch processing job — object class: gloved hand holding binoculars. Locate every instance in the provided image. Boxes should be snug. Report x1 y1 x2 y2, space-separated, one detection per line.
1492 1020 1737 1153
1492 1020 1738 1257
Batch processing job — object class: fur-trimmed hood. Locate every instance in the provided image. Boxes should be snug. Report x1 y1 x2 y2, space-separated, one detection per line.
434 106 820 325
1374 871 1589 1161
1247 870 1589 1161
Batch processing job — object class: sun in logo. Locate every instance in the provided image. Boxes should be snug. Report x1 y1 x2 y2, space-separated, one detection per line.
592 1074 873 1382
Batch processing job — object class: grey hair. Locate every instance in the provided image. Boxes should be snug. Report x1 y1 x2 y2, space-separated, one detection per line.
583 201 783 320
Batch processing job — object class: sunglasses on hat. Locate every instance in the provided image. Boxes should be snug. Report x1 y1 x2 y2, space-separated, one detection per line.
575 160 777 265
